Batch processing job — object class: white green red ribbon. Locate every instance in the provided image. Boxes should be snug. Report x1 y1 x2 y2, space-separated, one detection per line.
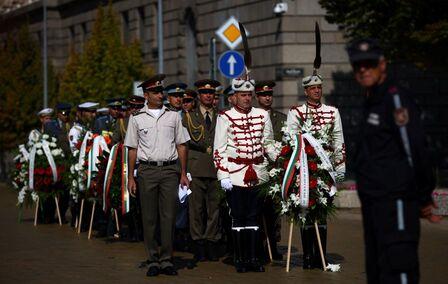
103 144 119 211
281 134 301 200
121 145 130 215
87 135 109 189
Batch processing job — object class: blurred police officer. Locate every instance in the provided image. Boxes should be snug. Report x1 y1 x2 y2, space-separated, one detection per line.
125 74 190 277
347 39 441 284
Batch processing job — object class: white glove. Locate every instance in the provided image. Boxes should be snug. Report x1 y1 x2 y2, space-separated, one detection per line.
220 178 233 191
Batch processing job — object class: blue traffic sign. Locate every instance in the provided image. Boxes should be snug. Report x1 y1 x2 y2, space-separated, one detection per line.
218 50 245 79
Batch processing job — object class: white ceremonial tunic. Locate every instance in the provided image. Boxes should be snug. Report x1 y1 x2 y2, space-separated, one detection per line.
213 107 274 187
286 103 346 180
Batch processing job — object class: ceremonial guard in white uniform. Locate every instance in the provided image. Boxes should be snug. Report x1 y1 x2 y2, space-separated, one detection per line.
286 69 345 271
213 75 275 273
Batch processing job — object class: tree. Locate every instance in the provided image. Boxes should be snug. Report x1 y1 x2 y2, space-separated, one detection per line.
0 25 56 151
59 2 152 104
319 0 448 69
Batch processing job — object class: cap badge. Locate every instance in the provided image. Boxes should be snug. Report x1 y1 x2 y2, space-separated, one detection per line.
359 42 369 51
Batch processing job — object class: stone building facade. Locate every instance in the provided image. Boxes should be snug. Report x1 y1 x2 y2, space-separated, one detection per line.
1 0 447 180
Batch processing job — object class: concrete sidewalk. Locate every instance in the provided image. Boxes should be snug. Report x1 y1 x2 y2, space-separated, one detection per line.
0 183 446 283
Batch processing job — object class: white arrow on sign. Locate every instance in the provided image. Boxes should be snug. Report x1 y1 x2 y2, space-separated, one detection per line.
227 55 237 75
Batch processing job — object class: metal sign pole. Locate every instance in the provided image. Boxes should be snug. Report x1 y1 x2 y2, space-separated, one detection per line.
209 37 216 80
43 0 48 108
157 0 163 73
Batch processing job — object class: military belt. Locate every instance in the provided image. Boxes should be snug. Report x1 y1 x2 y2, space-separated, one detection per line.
139 160 177 167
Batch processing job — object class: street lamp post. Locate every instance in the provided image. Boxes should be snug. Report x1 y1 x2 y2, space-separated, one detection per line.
43 0 48 108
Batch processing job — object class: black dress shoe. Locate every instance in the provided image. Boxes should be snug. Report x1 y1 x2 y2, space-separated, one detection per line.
146 266 159 277
161 266 178 276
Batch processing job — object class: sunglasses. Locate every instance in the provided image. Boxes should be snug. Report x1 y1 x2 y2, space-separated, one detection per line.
352 59 379 71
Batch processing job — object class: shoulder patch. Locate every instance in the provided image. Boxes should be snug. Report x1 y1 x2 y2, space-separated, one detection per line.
388 86 399 94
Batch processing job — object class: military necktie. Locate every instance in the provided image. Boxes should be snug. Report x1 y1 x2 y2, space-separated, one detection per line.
205 111 212 130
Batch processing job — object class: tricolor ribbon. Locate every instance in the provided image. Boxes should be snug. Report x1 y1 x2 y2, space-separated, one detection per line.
121 145 130 215
281 133 337 208
86 135 109 189
103 144 119 211
102 143 130 215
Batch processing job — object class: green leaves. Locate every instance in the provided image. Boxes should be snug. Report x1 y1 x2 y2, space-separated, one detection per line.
58 2 153 105
0 26 56 150
319 0 448 69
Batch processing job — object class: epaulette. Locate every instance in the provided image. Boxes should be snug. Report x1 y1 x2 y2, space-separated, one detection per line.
133 111 145 116
289 105 300 111
218 109 230 116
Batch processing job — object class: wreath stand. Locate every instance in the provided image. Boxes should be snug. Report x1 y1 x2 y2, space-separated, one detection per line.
285 220 326 272
33 195 62 226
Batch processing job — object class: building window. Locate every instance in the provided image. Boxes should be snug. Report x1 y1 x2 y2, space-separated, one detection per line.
121 10 130 44
185 7 198 86
151 3 158 58
68 26 75 51
136 7 145 42
80 22 87 51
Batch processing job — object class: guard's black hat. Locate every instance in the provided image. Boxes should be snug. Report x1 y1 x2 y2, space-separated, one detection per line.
194 79 221 94
138 74 166 92
346 38 384 63
223 86 234 97
255 80 276 95
165 83 187 96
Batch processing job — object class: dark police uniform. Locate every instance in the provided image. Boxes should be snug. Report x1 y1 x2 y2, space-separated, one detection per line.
348 39 435 284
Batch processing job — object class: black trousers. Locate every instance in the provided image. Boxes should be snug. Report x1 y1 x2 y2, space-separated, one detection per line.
360 197 420 284
227 186 263 228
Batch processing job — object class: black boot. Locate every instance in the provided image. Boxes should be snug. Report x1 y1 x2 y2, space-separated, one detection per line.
247 229 265 272
312 225 327 270
232 230 247 273
301 227 313 269
206 241 219 261
194 240 206 262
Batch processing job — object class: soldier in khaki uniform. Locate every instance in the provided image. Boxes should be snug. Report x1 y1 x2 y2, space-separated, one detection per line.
125 74 190 277
255 81 287 261
182 79 221 262
112 95 145 144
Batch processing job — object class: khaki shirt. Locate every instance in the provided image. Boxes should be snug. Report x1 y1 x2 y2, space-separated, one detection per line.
124 105 190 162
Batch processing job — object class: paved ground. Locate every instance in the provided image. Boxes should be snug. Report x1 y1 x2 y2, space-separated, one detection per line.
0 183 447 284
